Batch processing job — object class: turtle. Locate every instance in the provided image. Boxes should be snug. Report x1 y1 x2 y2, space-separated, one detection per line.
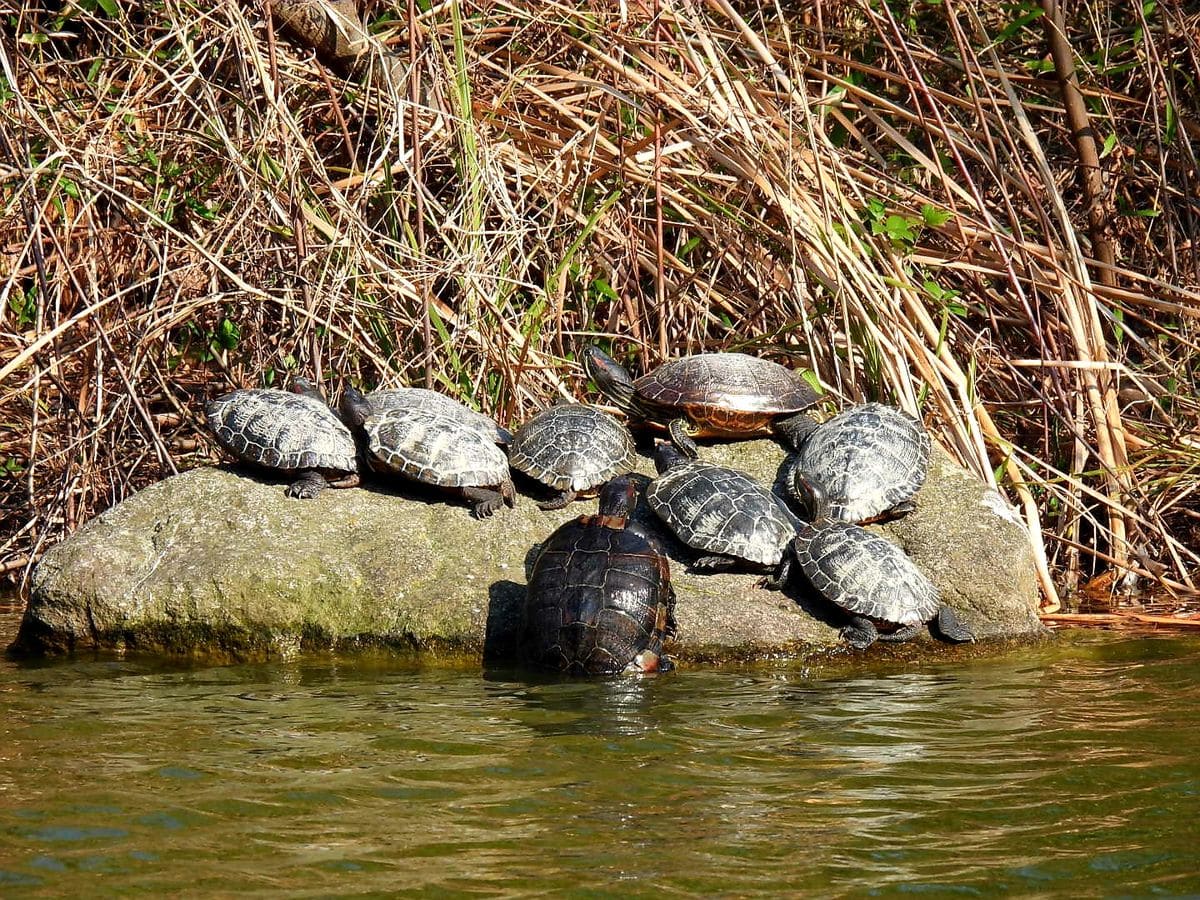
646 442 797 587
365 387 512 446
521 475 676 675
507 403 638 509
784 402 931 524
339 386 516 518
204 377 360 499
582 346 820 458
789 474 975 649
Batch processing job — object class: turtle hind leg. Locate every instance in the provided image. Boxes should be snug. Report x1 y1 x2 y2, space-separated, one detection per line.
841 616 880 649
667 418 700 458
876 622 923 643
465 479 517 517
462 486 508 518
286 470 329 499
934 605 976 643
775 412 819 450
537 488 577 511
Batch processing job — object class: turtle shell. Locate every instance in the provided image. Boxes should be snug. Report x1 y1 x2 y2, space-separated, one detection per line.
508 404 637 491
205 389 357 473
635 353 817 437
361 403 509 488
788 403 930 523
523 509 675 675
367 388 510 445
647 460 796 566
791 520 940 627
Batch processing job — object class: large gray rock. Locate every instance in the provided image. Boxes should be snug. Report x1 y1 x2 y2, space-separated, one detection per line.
14 440 1045 663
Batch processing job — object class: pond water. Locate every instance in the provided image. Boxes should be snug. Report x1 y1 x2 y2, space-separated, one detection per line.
1 605 1198 895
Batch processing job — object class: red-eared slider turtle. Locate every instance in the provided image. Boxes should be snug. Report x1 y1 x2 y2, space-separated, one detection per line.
790 475 975 649
204 377 359 499
366 387 512 446
785 402 930 523
508 404 638 509
340 387 515 518
646 442 797 587
522 475 676 675
582 346 819 458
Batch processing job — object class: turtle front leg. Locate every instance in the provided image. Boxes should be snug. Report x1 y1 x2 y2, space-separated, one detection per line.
286 470 329 499
667 417 700 458
933 605 976 643
758 554 792 590
841 615 881 649
537 488 577 511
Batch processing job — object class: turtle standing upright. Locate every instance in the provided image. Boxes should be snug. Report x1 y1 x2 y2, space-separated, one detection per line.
340 386 515 518
646 442 797 587
508 403 638 509
582 346 820 458
785 402 930 523
204 377 360 499
789 474 975 649
522 475 676 675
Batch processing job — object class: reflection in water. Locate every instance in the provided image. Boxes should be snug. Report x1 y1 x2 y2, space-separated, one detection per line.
1 618 1200 894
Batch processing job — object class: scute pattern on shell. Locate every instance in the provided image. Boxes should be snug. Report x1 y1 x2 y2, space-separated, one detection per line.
792 521 940 626
636 353 817 416
524 516 673 675
508 404 637 490
362 404 509 487
647 461 796 566
205 389 357 472
367 388 507 443
789 403 930 522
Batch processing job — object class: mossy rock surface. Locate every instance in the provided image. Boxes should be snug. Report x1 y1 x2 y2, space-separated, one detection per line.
15 439 1044 664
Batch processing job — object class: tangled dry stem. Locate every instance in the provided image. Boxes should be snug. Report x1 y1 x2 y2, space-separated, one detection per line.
2 1 1198 609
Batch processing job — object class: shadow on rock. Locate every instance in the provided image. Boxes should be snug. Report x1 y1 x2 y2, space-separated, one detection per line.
483 579 526 666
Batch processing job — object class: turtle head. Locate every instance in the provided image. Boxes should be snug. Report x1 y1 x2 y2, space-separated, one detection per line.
581 346 636 413
792 474 832 524
291 376 325 401
338 386 372 428
596 475 638 521
652 441 688 474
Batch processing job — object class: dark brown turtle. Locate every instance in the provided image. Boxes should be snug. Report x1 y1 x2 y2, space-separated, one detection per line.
340 387 515 518
521 476 676 675
204 377 360 499
582 346 820 458
507 403 637 509
790 475 975 649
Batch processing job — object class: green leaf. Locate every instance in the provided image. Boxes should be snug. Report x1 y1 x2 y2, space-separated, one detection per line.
216 318 240 350
1100 133 1118 159
920 204 953 227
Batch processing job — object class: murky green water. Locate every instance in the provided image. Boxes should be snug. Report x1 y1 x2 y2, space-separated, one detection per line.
2 607 1199 896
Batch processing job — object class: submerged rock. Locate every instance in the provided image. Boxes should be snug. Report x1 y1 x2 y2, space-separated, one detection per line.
14 440 1044 663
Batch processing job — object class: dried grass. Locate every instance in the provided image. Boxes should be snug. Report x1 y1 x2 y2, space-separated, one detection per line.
2 0 1198 607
